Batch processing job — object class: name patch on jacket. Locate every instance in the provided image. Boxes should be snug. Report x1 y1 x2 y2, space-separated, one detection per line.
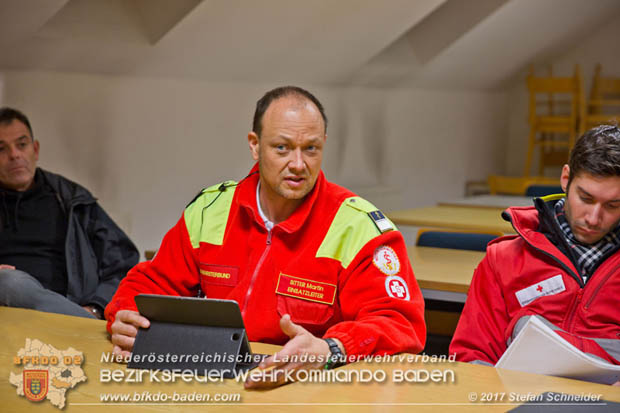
515 274 566 307
199 264 239 287
275 273 336 305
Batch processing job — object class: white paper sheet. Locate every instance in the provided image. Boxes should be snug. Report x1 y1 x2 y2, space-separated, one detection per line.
495 316 620 385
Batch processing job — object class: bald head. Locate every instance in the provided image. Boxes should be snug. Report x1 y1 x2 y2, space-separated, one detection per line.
252 86 327 138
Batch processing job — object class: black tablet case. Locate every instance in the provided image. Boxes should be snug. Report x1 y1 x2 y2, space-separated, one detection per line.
128 294 262 378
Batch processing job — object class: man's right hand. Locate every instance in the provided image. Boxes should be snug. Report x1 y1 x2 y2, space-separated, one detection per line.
109 310 150 358
0 264 16 270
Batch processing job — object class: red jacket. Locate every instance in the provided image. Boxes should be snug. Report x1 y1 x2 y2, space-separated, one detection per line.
450 201 620 365
106 166 425 357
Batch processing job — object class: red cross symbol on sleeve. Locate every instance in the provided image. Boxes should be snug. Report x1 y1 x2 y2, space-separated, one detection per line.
390 280 406 298
536 285 543 293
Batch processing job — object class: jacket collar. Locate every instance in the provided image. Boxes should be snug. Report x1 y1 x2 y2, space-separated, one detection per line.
502 195 580 275
38 168 96 208
237 162 323 233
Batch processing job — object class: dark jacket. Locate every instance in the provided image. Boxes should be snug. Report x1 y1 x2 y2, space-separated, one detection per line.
39 168 139 309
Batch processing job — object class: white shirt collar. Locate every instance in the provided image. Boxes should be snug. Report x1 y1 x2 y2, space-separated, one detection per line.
256 182 274 231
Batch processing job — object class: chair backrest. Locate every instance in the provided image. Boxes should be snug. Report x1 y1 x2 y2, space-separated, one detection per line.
527 64 582 125
591 63 620 99
524 185 564 198
144 250 156 260
487 175 560 195
588 63 620 117
416 229 502 252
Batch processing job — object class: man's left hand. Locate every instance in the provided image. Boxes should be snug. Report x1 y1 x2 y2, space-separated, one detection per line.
244 314 342 390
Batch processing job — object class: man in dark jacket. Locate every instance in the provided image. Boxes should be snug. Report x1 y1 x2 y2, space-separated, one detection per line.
0 107 138 319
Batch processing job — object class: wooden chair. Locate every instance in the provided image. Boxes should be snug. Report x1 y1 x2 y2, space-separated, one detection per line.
580 63 620 135
487 175 560 195
524 184 563 198
524 65 583 176
144 250 157 260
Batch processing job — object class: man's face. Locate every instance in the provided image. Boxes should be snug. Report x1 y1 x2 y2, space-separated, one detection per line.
0 120 39 192
248 96 326 208
560 165 620 244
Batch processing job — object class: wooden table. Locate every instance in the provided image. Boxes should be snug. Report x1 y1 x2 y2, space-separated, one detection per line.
2 308 619 412
387 206 515 235
438 195 534 210
408 246 484 302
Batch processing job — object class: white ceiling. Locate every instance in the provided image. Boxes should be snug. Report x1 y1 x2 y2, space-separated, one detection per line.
1 0 619 89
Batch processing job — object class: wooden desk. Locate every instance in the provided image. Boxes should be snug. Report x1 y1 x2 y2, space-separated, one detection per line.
408 246 483 297
408 246 484 335
438 195 534 210
388 206 515 234
2 308 619 412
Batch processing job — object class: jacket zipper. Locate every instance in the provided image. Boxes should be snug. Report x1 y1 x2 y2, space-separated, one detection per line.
508 213 584 288
510 220 585 333
518 235 584 288
564 289 583 332
584 262 620 310
518 237 584 333
241 228 272 318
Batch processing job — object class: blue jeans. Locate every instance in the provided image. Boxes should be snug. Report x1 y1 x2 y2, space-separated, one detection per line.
0 269 95 318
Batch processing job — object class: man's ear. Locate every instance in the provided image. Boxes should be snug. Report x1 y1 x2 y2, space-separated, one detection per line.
33 140 40 162
560 164 570 193
248 132 259 161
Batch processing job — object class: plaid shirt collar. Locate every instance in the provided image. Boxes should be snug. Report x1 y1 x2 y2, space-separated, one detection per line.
553 197 620 281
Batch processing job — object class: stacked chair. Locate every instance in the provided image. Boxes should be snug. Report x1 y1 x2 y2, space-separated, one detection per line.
580 63 620 135
524 65 582 177
490 63 619 195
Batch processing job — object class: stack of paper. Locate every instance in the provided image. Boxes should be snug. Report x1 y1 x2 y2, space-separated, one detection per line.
495 316 620 385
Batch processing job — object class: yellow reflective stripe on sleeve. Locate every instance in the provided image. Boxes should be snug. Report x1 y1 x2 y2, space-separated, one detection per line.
184 181 237 248
316 197 396 269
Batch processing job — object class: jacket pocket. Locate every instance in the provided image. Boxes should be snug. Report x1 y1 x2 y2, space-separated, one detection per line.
276 295 334 326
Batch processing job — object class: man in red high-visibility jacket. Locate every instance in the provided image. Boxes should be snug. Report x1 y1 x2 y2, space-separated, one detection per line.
106 86 426 389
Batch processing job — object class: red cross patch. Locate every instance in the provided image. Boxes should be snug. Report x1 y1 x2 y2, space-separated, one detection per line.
385 275 410 300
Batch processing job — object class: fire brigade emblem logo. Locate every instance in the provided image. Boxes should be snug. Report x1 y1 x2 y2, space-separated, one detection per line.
373 246 400 275
23 370 48 402
385 275 410 300
10 339 87 409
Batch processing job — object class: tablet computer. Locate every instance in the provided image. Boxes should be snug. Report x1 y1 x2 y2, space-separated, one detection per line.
134 294 246 328
128 294 264 377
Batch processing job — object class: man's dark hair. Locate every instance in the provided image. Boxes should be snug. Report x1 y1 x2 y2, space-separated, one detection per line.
252 86 328 137
568 124 620 185
0 107 34 139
